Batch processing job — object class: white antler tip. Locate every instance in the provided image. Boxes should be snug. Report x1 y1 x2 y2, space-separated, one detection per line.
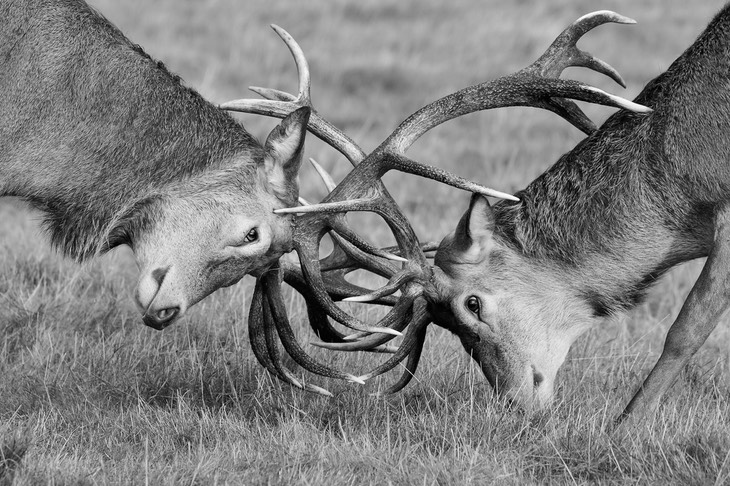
309 157 337 192
383 252 409 263
612 95 653 113
312 387 334 398
577 11 636 25
273 207 302 214
373 345 399 354
584 87 653 114
346 375 367 385
343 294 378 303
480 187 520 202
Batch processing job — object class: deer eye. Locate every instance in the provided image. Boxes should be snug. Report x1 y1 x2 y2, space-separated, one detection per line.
243 228 258 243
465 296 481 315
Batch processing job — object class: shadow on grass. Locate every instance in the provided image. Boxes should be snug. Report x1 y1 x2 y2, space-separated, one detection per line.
0 435 28 486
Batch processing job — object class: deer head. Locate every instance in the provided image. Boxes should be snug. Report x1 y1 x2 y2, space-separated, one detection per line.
430 194 597 408
131 107 311 329
2 0 317 332
221 12 652 399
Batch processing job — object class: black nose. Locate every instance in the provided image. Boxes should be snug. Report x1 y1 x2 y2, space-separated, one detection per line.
533 369 545 388
142 307 179 330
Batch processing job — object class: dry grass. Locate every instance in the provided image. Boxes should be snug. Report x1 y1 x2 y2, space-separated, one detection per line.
2 0 730 484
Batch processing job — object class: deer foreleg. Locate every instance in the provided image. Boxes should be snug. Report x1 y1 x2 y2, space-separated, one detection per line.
620 206 730 420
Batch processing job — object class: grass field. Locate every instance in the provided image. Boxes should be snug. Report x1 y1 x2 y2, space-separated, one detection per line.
2 0 730 484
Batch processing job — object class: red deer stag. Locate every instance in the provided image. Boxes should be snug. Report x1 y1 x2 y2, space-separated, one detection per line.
249 6 730 420
0 0 319 330
427 5 730 419
222 12 652 397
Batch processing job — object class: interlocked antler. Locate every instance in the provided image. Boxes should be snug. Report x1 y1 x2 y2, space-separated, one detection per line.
223 11 651 394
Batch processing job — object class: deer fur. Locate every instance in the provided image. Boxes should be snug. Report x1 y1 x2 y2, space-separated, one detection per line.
0 0 310 329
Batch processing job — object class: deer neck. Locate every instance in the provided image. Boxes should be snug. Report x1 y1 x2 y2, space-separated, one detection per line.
493 123 713 317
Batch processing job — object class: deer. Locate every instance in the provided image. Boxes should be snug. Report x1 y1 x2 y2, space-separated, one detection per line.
0 0 322 330
220 10 662 406
425 4 730 419
245 5 730 420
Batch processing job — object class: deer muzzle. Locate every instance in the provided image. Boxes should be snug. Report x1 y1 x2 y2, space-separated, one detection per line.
135 266 186 330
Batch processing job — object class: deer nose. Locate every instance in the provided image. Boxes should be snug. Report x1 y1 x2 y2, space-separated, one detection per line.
532 367 545 388
142 306 180 330
135 267 182 330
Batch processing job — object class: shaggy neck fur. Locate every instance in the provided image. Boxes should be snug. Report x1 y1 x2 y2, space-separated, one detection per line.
0 0 262 261
493 4 730 316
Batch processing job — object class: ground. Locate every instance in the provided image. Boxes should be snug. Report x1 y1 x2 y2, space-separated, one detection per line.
2 0 730 484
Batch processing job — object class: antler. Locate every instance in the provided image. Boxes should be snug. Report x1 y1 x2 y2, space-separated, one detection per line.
222 25 365 166
225 11 651 393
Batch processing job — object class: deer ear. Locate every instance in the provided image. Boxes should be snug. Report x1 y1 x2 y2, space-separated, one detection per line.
453 193 495 253
260 106 311 206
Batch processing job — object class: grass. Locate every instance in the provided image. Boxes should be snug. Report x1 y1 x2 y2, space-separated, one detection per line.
2 0 730 483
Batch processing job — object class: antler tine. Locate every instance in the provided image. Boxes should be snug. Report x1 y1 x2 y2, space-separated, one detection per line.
262 294 336 397
248 281 292 383
248 86 294 102
309 157 337 192
329 226 408 265
371 314 429 396
261 266 366 385
283 260 397 307
311 291 417 352
270 25 311 102
529 10 635 86
519 10 639 135
221 26 365 166
249 280 334 397
311 330 404 352
285 271 349 342
355 304 431 383
343 268 419 303
542 97 597 135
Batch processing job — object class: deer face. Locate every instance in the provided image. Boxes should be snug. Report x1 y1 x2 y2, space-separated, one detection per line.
430 195 593 410
131 108 310 330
